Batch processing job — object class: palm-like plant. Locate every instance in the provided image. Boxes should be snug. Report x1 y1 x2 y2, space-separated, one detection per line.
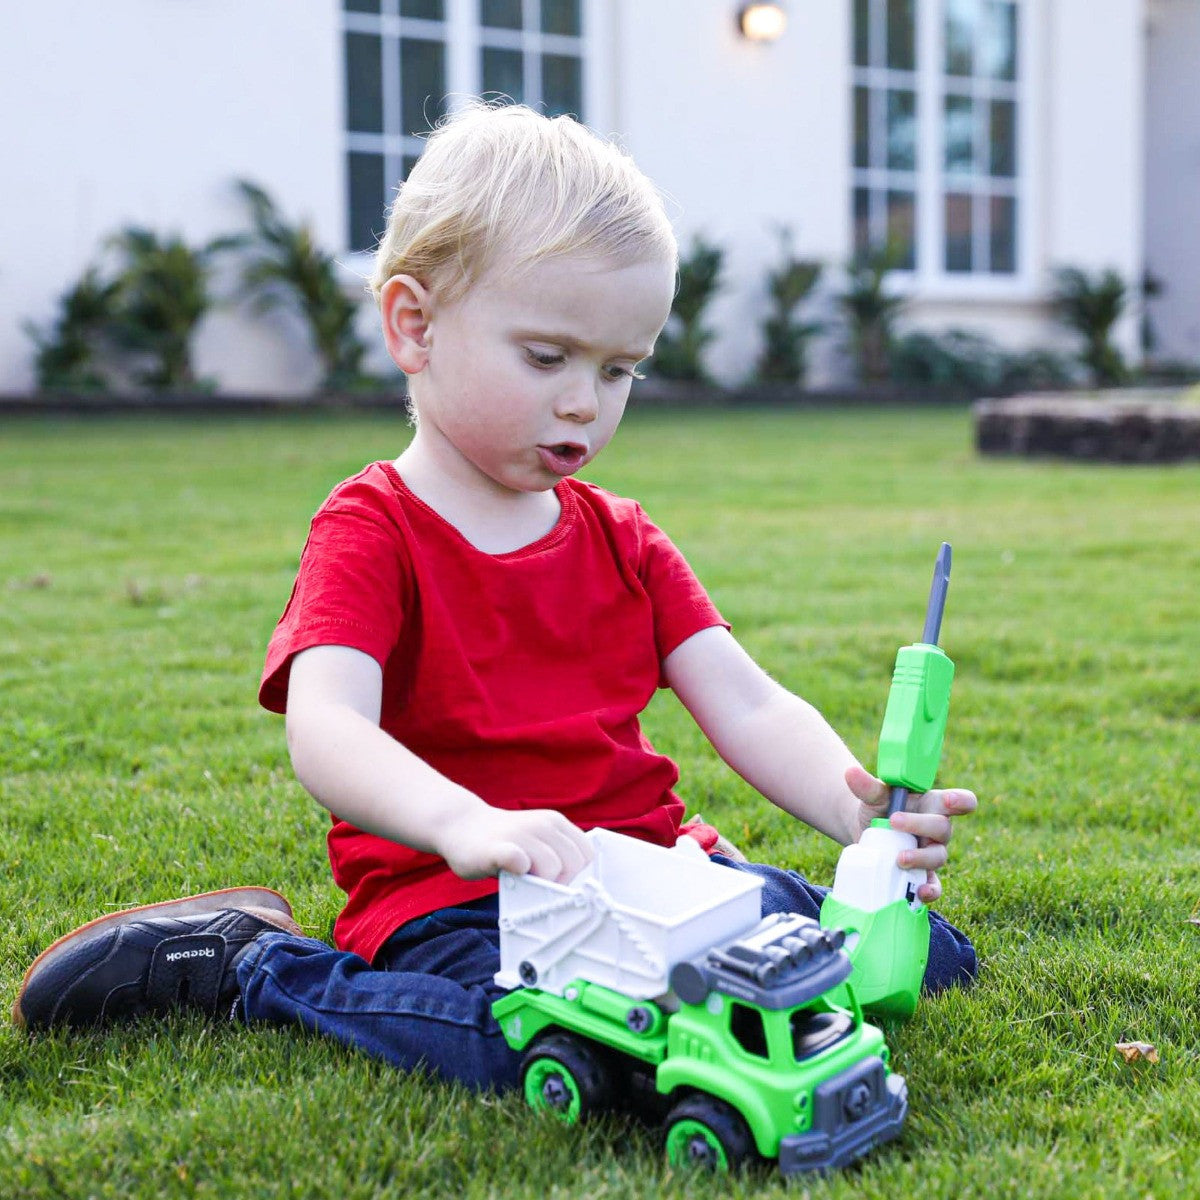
838 244 907 385
24 267 120 390
1051 266 1129 386
224 181 367 390
650 235 725 383
756 228 823 385
107 228 216 389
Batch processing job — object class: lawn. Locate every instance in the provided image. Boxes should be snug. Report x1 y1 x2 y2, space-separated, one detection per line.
1 406 1197 1199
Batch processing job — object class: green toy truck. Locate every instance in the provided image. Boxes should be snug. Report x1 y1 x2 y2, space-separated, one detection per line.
494 544 957 1173
492 832 907 1175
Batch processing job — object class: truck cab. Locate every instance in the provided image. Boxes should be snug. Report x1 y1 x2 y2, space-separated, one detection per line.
495 910 907 1175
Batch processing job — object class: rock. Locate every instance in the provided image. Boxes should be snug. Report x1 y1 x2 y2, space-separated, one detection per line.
973 390 1200 463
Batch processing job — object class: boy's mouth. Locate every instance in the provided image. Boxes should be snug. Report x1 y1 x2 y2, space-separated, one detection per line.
538 442 588 476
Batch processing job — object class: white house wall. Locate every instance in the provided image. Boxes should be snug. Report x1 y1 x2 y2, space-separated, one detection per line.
0 0 1165 394
1145 0 1200 364
1041 0 1146 359
0 0 344 394
613 1 851 385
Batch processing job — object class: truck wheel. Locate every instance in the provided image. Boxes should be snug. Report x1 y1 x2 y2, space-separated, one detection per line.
664 1095 754 1171
520 1033 612 1124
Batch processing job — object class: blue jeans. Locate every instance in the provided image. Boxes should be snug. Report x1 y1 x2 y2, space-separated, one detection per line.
237 856 977 1091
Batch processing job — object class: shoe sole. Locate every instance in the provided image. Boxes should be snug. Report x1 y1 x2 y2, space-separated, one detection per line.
12 886 294 1030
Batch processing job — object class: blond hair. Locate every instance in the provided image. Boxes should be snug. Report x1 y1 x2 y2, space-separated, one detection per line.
369 101 677 304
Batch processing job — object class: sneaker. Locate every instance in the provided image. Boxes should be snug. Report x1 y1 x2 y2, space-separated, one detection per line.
12 886 303 1031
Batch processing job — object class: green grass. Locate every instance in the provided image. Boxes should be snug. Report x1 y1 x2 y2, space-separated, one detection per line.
1 407 1198 1198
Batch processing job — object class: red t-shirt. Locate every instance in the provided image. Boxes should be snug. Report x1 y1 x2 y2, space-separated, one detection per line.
260 462 726 962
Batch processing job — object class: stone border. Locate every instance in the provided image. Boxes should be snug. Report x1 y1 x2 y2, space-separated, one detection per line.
974 391 1200 463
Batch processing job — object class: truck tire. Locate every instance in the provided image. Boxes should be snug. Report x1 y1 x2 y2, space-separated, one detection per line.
664 1094 755 1171
520 1033 613 1124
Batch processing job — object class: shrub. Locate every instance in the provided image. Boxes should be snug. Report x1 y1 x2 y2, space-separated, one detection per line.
838 246 906 384
222 181 369 390
890 329 1002 393
755 228 823 385
106 227 218 390
890 329 1078 397
1051 266 1129 386
650 235 724 383
24 267 120 391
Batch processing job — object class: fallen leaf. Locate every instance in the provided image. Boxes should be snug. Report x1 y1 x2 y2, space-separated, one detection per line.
1115 1041 1159 1064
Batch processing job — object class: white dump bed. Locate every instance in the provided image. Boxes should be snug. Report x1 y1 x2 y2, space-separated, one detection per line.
495 828 763 999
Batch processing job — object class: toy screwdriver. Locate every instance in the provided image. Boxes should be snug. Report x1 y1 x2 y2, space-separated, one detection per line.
820 543 955 1019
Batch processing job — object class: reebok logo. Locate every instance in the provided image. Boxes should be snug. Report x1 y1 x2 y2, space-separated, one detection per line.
165 947 216 963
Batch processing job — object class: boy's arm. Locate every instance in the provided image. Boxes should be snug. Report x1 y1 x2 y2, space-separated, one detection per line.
284 644 591 883
663 626 973 897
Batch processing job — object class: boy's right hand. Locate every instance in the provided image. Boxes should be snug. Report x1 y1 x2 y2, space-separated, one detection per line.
438 806 593 884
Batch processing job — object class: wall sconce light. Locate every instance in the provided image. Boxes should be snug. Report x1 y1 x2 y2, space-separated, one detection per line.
738 2 787 42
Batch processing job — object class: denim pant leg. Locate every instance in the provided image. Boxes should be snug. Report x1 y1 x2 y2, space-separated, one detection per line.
236 896 520 1091
710 854 977 993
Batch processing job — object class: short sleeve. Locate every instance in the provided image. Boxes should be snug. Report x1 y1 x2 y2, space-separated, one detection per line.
259 507 412 713
633 506 729 667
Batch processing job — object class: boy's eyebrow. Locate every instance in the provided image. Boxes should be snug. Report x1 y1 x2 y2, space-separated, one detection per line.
517 330 654 360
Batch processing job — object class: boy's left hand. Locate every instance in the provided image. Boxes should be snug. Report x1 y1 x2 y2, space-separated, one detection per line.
845 764 977 905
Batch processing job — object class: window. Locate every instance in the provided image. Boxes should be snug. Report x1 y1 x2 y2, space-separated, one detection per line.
941 0 1019 274
851 0 1024 281
729 1003 769 1059
852 0 919 269
479 0 584 117
342 0 586 251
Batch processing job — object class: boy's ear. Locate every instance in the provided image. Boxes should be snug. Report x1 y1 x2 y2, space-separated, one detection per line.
380 274 434 374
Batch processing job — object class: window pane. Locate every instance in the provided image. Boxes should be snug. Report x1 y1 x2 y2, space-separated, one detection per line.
945 192 973 271
886 0 916 70
348 151 386 250
989 99 1016 177
481 0 523 29
854 85 871 169
482 46 524 102
543 54 582 116
886 88 917 171
990 195 1017 272
981 0 1017 80
854 0 871 67
887 190 916 268
345 0 379 12
854 187 873 259
400 38 446 134
401 0 444 17
730 1004 769 1059
944 94 974 173
945 0 977 76
541 0 581 36
346 33 383 134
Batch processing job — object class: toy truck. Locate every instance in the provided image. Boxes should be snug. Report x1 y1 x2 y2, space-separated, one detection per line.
492 829 907 1175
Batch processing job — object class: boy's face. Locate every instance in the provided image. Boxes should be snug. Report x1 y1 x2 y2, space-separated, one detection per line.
394 252 675 497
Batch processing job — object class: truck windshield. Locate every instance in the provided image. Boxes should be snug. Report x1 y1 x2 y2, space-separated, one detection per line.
790 1009 853 1061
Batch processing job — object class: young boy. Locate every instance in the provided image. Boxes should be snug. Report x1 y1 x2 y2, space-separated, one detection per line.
14 104 976 1090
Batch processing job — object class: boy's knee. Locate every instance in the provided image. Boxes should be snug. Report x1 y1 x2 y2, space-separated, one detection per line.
923 919 977 993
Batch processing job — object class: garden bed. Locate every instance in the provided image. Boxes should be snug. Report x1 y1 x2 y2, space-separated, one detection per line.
0 380 981 417
973 390 1200 463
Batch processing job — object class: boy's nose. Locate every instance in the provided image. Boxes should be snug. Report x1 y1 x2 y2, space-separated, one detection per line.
555 375 599 423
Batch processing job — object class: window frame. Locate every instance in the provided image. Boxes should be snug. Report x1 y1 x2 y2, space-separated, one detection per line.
853 0 1041 300
341 0 603 256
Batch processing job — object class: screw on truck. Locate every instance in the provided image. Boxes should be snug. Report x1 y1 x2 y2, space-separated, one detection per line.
491 829 906 1175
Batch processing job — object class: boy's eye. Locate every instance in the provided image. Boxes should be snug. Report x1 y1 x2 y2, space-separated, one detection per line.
525 348 564 368
602 364 644 382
